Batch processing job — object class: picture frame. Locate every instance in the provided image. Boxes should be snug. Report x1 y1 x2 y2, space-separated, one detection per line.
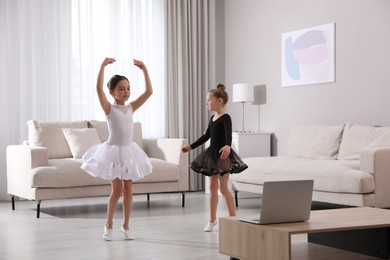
281 23 335 87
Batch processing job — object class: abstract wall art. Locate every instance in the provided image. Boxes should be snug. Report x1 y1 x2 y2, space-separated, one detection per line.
281 23 335 87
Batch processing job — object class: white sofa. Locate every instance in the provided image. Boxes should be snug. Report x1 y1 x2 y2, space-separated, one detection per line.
7 120 189 218
231 122 390 208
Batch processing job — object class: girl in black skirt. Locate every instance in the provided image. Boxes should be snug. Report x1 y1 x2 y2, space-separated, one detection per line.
182 83 247 232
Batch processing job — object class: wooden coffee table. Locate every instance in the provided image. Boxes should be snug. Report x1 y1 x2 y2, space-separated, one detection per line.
219 207 390 260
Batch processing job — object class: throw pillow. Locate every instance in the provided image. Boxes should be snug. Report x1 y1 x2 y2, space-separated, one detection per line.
287 124 345 159
88 120 109 142
62 128 101 159
27 120 88 159
338 122 390 160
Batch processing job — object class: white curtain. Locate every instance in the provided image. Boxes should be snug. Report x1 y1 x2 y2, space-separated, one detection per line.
166 0 216 191
70 0 165 137
0 0 165 200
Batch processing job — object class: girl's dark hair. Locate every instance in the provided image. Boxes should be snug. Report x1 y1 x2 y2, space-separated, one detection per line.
209 83 229 104
107 75 129 90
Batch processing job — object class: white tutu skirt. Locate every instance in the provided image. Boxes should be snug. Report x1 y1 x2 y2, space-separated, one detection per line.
81 142 153 181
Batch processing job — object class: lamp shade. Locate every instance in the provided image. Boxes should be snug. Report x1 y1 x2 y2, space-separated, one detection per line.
232 83 254 103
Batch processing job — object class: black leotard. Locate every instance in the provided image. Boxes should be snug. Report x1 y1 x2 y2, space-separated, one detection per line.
190 114 232 151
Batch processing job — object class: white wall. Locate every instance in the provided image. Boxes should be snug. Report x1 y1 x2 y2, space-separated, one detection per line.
224 0 390 155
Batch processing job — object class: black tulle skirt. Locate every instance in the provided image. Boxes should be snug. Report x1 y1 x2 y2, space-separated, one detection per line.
190 147 248 176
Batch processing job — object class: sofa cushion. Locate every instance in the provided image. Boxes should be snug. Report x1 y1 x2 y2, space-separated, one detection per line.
31 159 110 188
28 120 88 159
62 128 101 159
135 158 179 183
231 157 374 194
88 120 143 149
338 122 390 160
287 124 345 159
31 158 179 188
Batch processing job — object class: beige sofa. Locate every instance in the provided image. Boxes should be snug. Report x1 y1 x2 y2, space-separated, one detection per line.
231 122 390 208
7 120 189 218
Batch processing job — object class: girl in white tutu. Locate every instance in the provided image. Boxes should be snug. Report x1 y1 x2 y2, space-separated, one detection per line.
81 57 153 241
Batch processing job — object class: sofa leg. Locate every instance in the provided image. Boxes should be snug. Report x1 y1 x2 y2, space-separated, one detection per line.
182 192 185 207
234 191 238 208
37 200 41 218
11 195 15 210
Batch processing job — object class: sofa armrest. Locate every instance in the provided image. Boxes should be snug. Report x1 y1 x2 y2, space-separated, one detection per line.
7 145 49 170
6 145 49 198
143 138 189 191
360 147 390 208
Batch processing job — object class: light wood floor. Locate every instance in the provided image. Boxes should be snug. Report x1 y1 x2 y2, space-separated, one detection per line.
0 192 383 260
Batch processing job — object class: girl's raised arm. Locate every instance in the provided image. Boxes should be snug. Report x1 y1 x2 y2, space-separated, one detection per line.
97 58 116 115
131 59 153 112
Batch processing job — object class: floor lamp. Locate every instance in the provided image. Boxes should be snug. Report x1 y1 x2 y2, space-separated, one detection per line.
233 83 254 132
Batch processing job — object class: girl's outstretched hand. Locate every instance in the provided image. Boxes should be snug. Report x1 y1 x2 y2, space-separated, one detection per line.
133 59 146 70
102 57 116 67
182 145 192 153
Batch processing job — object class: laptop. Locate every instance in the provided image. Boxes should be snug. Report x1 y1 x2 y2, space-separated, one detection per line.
240 179 314 225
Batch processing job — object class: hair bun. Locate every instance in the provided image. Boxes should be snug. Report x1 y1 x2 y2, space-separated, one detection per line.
217 83 225 91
